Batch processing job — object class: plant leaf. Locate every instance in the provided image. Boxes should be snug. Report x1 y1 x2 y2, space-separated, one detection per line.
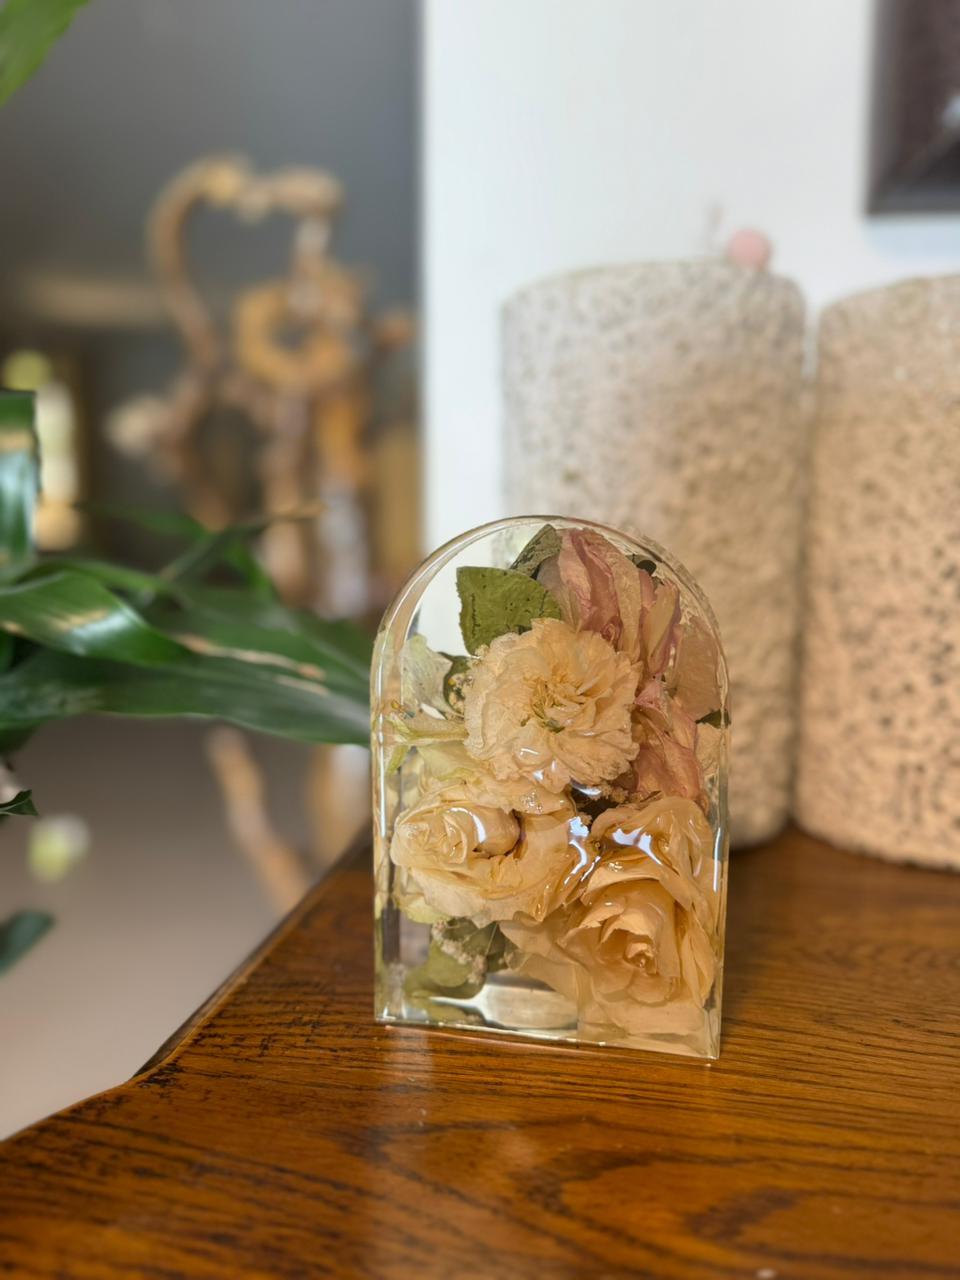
88 504 276 600
0 629 15 672
403 941 482 999
152 593 373 687
510 523 560 577
22 557 173 598
441 653 471 712
0 571 186 666
79 503 208 539
0 910 53 974
0 727 35 756
158 606 370 699
0 649 369 745
403 921 507 1002
436 918 507 965
0 788 37 817
170 585 373 668
157 509 321 597
457 565 562 653
0 391 38 581
0 570 372 744
0 0 90 106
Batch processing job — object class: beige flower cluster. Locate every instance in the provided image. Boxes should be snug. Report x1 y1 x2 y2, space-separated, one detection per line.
389 526 723 1042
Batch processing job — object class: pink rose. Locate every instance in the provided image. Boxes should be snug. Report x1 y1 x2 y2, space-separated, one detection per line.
539 529 680 678
626 680 704 806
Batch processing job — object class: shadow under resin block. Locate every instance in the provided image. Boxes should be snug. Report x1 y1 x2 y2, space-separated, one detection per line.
373 517 729 1059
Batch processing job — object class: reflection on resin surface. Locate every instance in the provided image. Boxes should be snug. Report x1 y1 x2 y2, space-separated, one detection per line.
373 518 729 1059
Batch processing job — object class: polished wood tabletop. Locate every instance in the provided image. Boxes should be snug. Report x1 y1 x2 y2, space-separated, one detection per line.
1 828 958 1279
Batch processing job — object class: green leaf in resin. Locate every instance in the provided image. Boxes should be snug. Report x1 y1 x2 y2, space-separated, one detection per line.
403 920 507 1001
456 566 561 653
510 523 561 578
441 653 472 712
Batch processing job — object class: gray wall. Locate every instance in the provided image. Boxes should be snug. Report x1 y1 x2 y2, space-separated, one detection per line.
0 0 417 308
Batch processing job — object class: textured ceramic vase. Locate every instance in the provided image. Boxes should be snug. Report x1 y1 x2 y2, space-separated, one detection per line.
797 278 960 869
373 516 729 1060
502 261 806 846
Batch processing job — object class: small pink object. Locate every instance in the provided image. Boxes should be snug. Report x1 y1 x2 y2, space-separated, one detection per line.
725 228 772 269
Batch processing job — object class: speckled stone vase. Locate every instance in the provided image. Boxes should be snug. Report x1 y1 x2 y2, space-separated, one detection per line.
502 262 807 846
797 278 960 869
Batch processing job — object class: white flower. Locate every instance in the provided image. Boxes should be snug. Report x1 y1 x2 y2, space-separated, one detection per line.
463 617 639 793
390 788 591 925
502 797 718 1038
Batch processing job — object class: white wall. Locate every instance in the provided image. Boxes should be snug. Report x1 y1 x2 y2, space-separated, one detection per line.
423 0 960 546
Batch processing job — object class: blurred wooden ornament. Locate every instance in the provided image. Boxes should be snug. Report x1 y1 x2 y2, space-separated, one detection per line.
105 155 418 904
110 153 414 613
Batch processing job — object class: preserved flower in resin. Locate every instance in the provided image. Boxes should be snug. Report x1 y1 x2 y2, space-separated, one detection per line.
462 618 639 793
373 517 728 1059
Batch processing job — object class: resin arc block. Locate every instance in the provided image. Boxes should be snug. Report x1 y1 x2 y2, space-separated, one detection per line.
373 516 729 1059
797 278 960 869
501 261 806 846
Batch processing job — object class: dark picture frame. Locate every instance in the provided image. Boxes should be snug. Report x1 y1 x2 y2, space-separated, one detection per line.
869 0 960 212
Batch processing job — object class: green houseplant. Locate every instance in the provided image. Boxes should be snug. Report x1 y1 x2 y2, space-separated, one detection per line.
0 4 372 971
0 390 372 967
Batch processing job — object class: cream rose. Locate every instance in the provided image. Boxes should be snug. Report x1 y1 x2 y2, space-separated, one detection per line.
415 741 570 816
502 797 718 1039
390 787 592 925
462 617 639 793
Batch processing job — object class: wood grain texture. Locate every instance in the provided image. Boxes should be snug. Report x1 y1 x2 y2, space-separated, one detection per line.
1 829 959 1279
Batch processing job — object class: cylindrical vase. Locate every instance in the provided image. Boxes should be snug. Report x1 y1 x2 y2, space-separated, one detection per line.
797 277 960 869
502 262 806 845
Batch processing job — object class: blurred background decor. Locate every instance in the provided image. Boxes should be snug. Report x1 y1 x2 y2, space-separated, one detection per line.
0 347 87 551
502 261 807 846
0 0 418 597
108 154 415 614
0 0 417 1140
797 276 960 869
103 152 418 880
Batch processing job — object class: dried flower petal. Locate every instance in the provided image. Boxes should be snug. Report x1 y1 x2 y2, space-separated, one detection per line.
503 797 716 1038
669 614 722 721
463 616 639 792
390 788 589 924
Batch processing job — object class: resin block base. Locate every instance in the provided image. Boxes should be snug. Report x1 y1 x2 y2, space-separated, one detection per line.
377 968 722 1060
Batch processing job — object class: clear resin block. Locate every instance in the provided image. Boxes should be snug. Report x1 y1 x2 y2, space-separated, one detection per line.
373 517 729 1059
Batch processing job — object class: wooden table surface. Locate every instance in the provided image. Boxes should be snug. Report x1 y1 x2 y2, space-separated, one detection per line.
1 828 958 1279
